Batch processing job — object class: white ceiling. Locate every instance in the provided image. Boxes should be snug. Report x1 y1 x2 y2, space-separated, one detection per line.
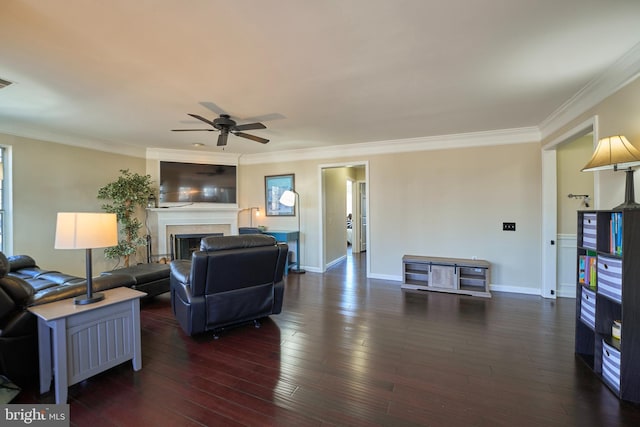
1 0 640 156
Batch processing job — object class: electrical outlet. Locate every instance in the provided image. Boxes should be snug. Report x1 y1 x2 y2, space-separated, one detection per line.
503 222 516 231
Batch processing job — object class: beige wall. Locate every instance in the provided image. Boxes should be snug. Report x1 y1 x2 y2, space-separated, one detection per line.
4 75 640 295
322 167 348 267
369 143 542 289
544 77 640 210
238 141 542 291
3 133 543 292
2 134 146 276
557 134 594 234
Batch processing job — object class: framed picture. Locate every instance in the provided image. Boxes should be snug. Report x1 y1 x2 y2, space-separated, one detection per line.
265 174 295 216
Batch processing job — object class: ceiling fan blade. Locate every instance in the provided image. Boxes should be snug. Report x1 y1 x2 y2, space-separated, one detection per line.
234 132 269 144
188 113 216 126
233 122 266 131
217 132 229 146
172 129 215 131
199 101 227 116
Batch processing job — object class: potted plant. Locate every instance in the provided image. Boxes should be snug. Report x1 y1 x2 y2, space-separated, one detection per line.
97 169 154 267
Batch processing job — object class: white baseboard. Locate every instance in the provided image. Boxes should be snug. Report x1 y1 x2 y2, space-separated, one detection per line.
325 255 347 270
557 282 577 298
489 284 542 296
369 273 403 281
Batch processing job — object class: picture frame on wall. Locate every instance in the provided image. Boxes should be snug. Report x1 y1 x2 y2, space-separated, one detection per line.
265 174 295 216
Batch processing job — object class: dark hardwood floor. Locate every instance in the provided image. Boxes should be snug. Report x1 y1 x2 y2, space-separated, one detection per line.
14 251 640 426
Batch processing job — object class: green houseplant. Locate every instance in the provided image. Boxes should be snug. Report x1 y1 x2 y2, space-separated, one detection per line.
97 169 154 267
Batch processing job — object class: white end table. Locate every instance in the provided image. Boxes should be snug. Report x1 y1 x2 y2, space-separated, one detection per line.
28 287 146 404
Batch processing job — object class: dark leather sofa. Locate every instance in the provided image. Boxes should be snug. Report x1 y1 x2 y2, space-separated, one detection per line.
0 252 170 384
170 234 288 337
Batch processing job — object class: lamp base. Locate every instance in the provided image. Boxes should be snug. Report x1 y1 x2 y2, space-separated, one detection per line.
614 201 640 210
289 267 306 274
74 292 105 305
614 168 640 210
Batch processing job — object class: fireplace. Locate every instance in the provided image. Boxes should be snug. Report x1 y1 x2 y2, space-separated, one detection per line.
172 232 223 260
145 205 239 258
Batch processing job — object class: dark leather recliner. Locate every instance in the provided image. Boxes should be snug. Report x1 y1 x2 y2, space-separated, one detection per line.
0 253 38 384
170 234 288 336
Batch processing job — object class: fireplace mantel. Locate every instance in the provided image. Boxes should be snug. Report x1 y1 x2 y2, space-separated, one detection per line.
146 205 239 256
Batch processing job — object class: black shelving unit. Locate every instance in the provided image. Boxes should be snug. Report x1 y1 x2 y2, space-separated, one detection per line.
575 210 640 403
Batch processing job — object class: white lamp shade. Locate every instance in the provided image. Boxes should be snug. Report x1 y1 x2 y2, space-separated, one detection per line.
55 212 118 249
582 135 640 172
279 190 296 207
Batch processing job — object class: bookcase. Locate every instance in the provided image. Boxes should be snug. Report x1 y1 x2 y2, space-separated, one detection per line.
402 255 491 298
575 210 640 403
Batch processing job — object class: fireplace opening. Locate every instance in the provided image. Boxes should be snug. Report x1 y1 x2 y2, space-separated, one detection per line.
172 233 223 260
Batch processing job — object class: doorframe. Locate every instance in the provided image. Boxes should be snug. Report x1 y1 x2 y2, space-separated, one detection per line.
318 161 370 276
541 116 599 298
356 179 366 253
345 176 360 254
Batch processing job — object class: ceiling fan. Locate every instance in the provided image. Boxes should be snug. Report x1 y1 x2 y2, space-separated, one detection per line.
172 113 269 146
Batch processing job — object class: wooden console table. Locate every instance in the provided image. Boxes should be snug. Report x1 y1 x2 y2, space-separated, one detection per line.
28 287 146 403
262 230 300 273
402 255 491 298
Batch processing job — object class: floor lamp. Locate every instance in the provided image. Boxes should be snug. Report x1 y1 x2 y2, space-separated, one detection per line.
279 190 306 274
582 135 640 210
55 212 118 305
250 207 261 227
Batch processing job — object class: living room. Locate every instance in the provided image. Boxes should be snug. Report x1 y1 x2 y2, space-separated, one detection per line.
2 1 640 425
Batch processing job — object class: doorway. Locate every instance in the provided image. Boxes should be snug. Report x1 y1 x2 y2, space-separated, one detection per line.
319 162 369 276
542 116 598 299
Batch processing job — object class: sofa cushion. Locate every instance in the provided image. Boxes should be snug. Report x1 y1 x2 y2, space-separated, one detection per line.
7 255 37 272
102 263 170 284
200 234 276 252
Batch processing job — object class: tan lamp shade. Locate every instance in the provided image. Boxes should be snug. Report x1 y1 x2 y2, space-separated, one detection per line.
582 135 640 172
55 212 118 249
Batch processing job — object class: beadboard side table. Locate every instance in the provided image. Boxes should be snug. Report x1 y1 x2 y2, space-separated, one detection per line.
28 287 146 403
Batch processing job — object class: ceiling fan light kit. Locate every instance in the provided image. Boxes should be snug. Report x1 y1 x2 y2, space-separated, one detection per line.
172 113 269 146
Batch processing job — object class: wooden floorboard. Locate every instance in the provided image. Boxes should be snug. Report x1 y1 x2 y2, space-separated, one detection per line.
13 251 640 426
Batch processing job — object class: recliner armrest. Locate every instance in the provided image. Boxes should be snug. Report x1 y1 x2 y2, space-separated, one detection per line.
170 260 192 285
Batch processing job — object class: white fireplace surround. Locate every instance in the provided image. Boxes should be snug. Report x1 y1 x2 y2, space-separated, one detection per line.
146 205 239 256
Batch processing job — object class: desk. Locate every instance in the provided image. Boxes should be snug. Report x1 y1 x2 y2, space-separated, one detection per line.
262 230 300 272
28 287 146 403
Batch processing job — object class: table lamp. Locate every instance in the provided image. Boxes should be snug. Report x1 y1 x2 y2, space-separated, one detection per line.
55 212 118 304
582 135 640 210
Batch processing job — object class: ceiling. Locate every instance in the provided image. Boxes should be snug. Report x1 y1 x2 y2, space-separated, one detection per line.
1 0 640 156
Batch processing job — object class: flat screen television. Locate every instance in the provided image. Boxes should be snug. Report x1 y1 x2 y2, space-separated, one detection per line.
159 161 237 204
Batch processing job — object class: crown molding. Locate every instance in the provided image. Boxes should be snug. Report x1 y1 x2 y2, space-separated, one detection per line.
0 129 147 158
146 147 240 164
539 42 640 140
240 127 540 165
